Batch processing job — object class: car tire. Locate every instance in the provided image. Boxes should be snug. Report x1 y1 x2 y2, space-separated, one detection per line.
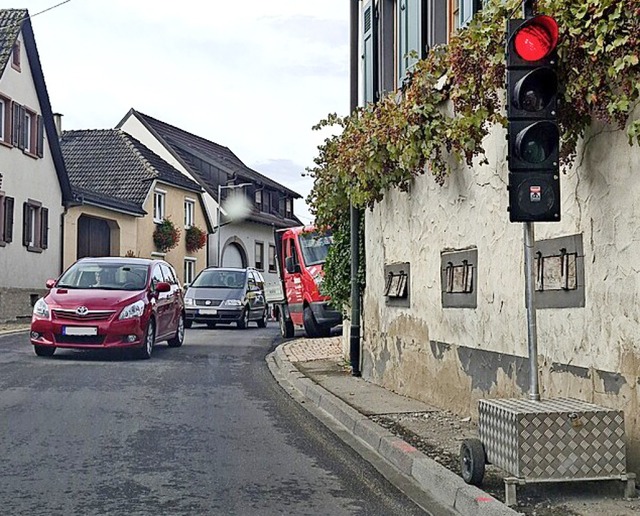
460 438 486 486
237 307 249 329
279 310 294 338
34 345 55 357
136 319 155 359
303 306 330 338
257 308 267 328
168 314 185 348
184 319 192 329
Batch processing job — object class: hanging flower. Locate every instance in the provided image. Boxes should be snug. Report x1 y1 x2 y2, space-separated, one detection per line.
185 225 207 253
153 218 180 253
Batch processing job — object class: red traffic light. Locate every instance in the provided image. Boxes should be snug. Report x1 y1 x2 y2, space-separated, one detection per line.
514 15 558 62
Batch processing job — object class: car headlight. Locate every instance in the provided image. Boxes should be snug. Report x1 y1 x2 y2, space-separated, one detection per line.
119 300 145 320
33 298 50 318
222 299 242 306
185 298 195 306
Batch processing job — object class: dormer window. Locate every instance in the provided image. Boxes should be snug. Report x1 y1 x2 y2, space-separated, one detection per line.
285 198 293 219
11 41 21 71
255 189 263 211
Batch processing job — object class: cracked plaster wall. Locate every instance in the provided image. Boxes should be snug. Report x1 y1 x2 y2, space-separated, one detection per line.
362 111 640 467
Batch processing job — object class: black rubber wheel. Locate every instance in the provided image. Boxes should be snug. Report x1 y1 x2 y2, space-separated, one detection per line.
257 308 267 328
184 319 192 329
167 314 185 347
303 306 330 338
34 345 55 357
279 310 294 338
136 319 155 359
237 307 249 329
460 438 485 486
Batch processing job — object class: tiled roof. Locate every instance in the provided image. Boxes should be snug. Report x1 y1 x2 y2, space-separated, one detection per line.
121 110 302 199
0 9 25 74
60 129 203 214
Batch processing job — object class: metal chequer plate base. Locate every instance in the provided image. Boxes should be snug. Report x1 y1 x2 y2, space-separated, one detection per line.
478 397 636 506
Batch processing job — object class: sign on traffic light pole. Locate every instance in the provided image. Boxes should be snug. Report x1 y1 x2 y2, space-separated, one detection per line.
506 13 560 222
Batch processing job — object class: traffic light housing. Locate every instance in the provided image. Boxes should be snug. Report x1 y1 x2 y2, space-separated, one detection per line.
506 15 560 222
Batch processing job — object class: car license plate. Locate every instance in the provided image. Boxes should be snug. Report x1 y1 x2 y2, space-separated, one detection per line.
199 308 217 315
63 326 98 336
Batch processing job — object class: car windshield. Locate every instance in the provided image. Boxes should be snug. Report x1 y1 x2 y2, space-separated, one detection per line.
190 270 246 289
299 231 332 266
56 263 149 291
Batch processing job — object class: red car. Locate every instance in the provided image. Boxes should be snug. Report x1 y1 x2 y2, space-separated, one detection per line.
30 257 185 359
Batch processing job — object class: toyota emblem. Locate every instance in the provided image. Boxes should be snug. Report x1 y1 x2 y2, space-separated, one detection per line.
76 306 89 316
205 300 211 306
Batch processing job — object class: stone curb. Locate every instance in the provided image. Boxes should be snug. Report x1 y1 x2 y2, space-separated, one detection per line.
268 342 521 516
0 326 30 336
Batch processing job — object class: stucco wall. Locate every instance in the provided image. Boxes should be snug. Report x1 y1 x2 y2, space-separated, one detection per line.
0 32 64 321
362 113 640 467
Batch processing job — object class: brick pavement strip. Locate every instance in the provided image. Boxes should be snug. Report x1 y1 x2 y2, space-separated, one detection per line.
283 336 343 363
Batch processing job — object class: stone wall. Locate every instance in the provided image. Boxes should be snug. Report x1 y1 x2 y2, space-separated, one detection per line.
0 287 46 323
362 112 640 469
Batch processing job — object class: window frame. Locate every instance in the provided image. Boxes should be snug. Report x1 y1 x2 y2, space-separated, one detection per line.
22 199 48 253
0 95 8 144
184 258 196 285
184 197 195 228
268 244 276 273
255 189 263 211
11 41 20 71
255 241 265 271
153 189 166 223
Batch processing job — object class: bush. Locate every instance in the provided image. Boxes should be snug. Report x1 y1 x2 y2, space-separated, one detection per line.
153 218 180 253
185 225 207 253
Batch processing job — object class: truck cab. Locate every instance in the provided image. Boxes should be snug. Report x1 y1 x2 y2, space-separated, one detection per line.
268 226 342 338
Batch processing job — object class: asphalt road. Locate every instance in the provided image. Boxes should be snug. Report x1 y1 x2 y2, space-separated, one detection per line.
0 324 427 516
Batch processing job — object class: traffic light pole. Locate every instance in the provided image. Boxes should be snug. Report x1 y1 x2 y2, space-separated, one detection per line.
523 222 540 401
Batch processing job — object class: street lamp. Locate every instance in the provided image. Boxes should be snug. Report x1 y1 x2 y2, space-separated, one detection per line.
216 183 252 267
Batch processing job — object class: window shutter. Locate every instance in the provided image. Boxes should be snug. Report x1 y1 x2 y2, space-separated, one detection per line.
41 207 48 249
362 1 378 103
11 102 20 147
36 115 44 158
4 196 13 243
22 202 30 247
398 0 422 84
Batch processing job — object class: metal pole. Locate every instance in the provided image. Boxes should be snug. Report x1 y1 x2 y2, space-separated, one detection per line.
523 222 540 401
349 0 361 377
217 184 222 267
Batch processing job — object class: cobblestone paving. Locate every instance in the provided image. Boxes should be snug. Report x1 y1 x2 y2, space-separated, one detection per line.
282 336 343 362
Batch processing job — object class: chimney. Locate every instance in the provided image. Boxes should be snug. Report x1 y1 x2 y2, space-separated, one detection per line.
53 113 63 137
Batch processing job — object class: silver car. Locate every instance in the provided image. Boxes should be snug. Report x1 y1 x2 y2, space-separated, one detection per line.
184 267 268 329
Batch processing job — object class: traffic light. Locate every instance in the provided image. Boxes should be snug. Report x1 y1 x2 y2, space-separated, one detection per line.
506 15 560 222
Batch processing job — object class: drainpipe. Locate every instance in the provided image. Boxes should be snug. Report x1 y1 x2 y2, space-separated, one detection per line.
349 0 361 377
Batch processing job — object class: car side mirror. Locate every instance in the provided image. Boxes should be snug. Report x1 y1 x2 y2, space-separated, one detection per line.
285 257 301 274
155 281 171 293
45 279 56 289
183 283 189 289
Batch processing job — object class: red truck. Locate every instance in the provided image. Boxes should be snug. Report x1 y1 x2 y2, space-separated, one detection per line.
266 226 342 338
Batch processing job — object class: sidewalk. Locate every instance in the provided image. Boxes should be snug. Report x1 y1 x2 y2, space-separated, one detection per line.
267 337 640 516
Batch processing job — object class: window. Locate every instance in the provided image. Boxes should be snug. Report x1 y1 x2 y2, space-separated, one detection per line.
0 96 9 144
255 241 264 271
268 244 276 273
154 190 166 222
397 0 424 83
10 102 43 156
255 189 263 211
22 200 48 252
184 198 195 228
184 259 196 285
0 193 14 245
448 0 482 39
160 263 178 285
11 41 20 71
285 198 293 219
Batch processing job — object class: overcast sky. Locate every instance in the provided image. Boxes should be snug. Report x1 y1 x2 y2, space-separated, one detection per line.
6 0 351 223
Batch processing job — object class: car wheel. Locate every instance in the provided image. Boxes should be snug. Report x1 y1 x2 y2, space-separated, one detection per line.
257 308 267 328
460 438 486 486
279 310 294 338
136 319 155 359
184 319 192 329
207 322 217 329
303 306 330 338
237 307 249 329
168 314 184 348
34 345 55 357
